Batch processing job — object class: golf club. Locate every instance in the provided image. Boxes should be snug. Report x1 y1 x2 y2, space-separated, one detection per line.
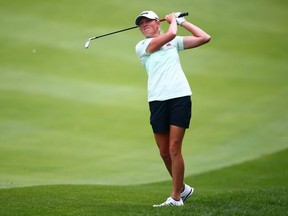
84 12 188 49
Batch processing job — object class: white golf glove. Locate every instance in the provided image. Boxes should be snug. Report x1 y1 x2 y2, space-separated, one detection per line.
175 12 186 26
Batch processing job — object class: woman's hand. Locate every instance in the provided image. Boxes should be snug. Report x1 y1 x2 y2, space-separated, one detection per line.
165 13 176 24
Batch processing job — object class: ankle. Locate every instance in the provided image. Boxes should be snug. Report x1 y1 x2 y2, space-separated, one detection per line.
181 184 185 193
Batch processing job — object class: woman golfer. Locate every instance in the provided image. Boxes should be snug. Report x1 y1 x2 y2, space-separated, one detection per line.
135 11 211 207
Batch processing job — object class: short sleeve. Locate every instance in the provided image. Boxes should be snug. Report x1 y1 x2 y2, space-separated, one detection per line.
175 36 184 51
135 38 153 65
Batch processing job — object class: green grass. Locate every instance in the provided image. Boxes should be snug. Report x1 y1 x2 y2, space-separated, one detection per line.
0 149 287 216
0 0 288 215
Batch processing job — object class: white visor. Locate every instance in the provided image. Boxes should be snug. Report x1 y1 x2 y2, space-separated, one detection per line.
135 11 159 25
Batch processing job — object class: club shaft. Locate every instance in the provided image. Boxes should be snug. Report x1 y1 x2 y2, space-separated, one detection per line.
90 26 138 40
89 12 189 41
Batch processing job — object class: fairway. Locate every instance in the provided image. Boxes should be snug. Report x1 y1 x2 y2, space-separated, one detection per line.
0 0 288 215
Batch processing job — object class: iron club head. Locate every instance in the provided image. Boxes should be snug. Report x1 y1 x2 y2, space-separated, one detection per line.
84 39 91 49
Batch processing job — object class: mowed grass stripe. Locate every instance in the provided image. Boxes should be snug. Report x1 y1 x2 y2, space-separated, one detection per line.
0 118 160 188
0 69 146 108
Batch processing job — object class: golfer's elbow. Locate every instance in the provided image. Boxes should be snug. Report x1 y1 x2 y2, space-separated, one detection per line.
202 34 211 44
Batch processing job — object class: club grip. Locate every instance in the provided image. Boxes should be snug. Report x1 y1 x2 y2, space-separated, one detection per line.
178 12 189 18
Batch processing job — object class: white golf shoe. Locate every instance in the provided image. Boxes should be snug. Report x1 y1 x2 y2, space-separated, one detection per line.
181 184 194 202
153 197 184 207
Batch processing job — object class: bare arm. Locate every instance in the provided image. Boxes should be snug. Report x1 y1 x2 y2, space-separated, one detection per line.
146 14 178 53
181 21 211 49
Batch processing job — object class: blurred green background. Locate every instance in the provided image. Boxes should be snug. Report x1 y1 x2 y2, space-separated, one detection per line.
0 0 287 188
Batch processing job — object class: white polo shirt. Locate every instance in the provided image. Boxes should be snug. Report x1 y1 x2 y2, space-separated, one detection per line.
135 36 192 102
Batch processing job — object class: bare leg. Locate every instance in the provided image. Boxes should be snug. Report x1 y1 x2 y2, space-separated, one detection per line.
169 125 185 200
154 125 186 200
154 132 172 176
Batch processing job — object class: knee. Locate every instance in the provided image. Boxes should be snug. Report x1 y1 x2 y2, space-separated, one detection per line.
159 150 170 160
169 146 180 157
169 140 182 157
